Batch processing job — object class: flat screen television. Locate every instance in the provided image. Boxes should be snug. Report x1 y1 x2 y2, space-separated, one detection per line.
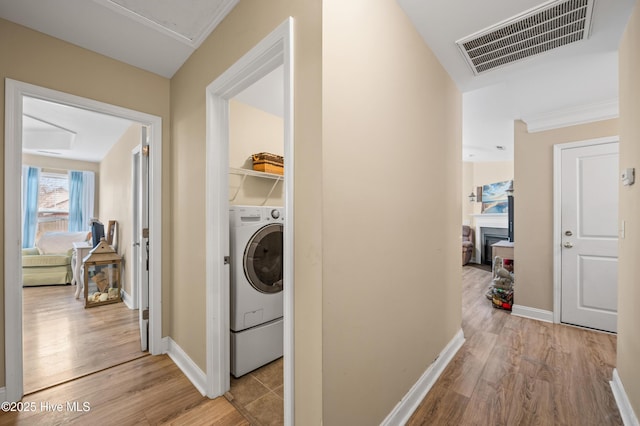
508 195 514 242
91 220 105 248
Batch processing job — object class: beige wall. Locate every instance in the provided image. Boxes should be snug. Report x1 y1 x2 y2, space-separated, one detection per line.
99 123 142 296
170 2 323 423
322 0 461 423
513 119 618 312
474 161 513 191
0 18 171 388
462 162 475 221
617 2 640 418
229 99 284 206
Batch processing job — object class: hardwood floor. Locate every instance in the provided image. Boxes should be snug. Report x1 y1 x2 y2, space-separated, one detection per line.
0 355 248 426
7 285 251 425
11 266 620 425
22 285 144 393
407 265 622 425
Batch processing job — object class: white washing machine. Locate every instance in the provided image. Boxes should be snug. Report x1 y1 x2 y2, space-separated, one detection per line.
229 205 284 377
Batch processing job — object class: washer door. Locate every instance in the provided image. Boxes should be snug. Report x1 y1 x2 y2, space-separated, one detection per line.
244 223 283 294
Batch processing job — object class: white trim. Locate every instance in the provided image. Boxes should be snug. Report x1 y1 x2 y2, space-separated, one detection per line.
128 144 141 311
4 78 24 403
204 18 295 426
282 19 295 422
4 79 163 402
523 99 619 133
511 305 554 323
205 76 230 399
611 369 640 426
381 329 465 426
553 142 563 324
163 337 207 396
121 288 135 309
145 117 163 357
0 387 6 403
553 136 620 325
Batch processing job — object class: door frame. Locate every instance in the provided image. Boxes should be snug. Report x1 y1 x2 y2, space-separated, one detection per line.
129 144 142 310
4 79 163 402
552 135 619 324
204 18 294 423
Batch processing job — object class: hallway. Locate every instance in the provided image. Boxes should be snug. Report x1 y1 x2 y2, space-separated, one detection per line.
408 265 622 425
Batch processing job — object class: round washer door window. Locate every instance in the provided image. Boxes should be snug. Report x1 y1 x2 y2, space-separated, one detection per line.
244 223 283 293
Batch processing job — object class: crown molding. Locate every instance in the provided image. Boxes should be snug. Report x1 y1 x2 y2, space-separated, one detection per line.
522 99 619 133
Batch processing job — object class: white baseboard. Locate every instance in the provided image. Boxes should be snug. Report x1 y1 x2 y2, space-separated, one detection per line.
381 329 465 426
163 337 207 396
0 387 6 403
121 290 134 309
611 368 640 426
511 305 553 323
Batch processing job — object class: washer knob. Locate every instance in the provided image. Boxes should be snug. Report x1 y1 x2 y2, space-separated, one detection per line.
271 209 280 219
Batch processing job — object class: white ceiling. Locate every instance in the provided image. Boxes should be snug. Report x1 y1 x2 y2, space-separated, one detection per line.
2 0 637 162
397 0 637 161
234 66 284 118
22 97 134 163
0 0 238 78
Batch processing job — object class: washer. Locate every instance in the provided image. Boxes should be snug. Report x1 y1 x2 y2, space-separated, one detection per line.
229 205 284 377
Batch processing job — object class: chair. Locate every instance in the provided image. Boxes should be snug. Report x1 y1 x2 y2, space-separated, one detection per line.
462 225 475 265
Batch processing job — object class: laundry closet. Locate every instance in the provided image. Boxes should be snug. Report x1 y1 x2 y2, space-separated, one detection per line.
226 67 285 422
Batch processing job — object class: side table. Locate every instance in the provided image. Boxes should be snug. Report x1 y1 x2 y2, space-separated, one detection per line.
491 240 514 264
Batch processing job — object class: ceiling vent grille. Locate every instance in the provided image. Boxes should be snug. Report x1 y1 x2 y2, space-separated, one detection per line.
456 0 595 75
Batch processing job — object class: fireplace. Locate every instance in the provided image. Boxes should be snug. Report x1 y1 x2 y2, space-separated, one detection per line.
470 213 508 264
480 227 509 264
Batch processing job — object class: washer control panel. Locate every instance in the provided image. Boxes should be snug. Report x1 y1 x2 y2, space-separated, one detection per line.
270 209 280 220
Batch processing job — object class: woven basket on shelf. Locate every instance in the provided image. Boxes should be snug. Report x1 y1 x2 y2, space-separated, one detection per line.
251 152 284 175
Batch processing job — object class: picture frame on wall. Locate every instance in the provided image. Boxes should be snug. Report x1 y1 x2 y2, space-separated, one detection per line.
481 180 512 213
107 220 118 252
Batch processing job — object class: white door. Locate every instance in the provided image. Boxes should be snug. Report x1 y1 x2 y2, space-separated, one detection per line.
134 129 150 351
560 141 619 332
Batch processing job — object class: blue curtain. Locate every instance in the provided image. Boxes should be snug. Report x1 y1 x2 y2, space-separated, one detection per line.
81 171 95 229
68 171 84 232
22 166 40 248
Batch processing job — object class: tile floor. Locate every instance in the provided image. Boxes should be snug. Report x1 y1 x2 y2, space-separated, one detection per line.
225 357 284 426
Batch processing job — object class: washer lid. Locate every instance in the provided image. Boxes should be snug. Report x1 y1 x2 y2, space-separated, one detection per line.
244 223 283 294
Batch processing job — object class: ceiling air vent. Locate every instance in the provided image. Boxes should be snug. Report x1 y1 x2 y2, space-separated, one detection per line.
456 0 595 75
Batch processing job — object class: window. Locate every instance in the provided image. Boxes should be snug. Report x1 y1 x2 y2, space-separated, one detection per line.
36 172 69 240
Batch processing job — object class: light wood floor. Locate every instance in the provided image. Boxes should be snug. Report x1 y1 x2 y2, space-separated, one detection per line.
11 268 621 425
407 265 622 425
0 355 248 426
23 285 144 393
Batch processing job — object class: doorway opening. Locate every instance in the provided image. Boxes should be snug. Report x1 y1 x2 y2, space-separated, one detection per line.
4 79 163 402
204 18 294 425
